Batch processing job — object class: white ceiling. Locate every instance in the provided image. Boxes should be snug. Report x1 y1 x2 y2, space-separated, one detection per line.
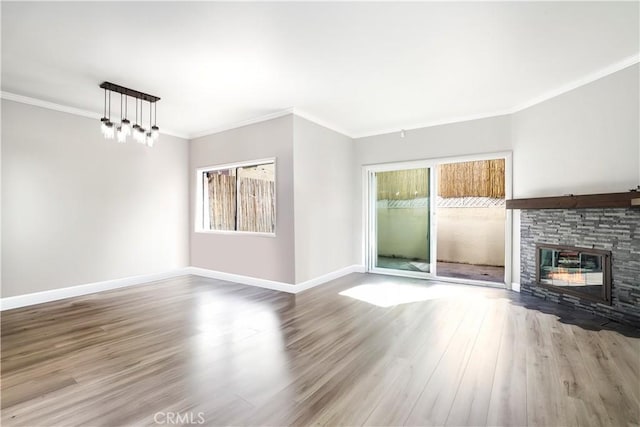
2 2 638 139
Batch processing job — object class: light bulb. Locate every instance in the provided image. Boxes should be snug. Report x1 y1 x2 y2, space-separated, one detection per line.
116 126 127 143
132 124 140 140
138 134 145 143
103 121 115 139
121 119 131 136
146 132 154 147
151 125 160 140
135 126 146 143
100 117 109 136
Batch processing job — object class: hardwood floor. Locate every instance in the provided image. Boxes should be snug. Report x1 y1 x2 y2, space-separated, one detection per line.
2 273 639 426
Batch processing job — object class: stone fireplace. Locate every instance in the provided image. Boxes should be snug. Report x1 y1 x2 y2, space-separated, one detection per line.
520 207 640 326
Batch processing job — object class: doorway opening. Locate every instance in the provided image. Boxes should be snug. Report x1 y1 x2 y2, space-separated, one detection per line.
436 159 505 283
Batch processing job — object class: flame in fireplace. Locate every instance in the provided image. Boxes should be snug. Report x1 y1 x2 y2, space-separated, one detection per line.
549 267 586 285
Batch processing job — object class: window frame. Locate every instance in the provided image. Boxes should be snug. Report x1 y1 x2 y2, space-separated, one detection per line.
195 157 277 237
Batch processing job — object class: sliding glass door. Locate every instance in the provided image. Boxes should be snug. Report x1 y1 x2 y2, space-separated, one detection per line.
365 152 512 288
371 167 432 276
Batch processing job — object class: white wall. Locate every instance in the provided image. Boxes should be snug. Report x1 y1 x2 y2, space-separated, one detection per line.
355 116 513 166
189 115 296 284
437 208 505 266
512 63 639 198
293 116 356 283
1 100 189 298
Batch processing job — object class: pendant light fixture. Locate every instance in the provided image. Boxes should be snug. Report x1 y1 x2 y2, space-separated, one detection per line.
151 102 160 140
121 94 131 137
135 99 146 143
116 94 126 143
132 97 140 137
100 88 114 139
98 82 160 146
146 100 154 147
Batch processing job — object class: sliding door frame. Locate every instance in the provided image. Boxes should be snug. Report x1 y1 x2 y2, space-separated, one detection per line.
363 151 513 289
365 161 436 279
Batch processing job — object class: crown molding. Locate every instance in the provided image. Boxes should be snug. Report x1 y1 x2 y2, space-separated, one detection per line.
352 109 515 139
189 107 354 140
511 53 640 113
292 108 353 138
4 53 638 142
188 108 295 140
1 91 101 120
353 53 639 139
0 91 189 140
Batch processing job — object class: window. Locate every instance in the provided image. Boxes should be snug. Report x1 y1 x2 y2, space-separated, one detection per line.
197 159 276 234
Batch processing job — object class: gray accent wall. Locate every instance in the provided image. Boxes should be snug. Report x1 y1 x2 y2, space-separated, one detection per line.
520 208 640 326
189 115 296 284
293 116 356 283
1 100 190 298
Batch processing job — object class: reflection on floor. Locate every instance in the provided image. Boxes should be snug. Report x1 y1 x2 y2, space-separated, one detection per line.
377 256 504 283
2 273 638 426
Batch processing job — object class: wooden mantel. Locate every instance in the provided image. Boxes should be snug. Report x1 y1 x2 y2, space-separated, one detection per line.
506 191 640 210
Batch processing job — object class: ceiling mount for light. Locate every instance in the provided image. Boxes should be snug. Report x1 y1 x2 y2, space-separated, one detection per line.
99 82 160 146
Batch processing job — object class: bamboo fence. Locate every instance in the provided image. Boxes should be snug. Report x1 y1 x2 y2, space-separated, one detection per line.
437 159 505 198
376 160 505 200
376 168 429 200
237 178 276 233
207 174 275 232
207 174 236 230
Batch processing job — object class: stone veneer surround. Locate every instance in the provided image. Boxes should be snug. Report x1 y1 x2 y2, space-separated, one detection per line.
520 208 640 326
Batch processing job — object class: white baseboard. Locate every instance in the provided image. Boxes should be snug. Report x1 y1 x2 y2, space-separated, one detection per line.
295 264 366 292
0 264 367 310
0 268 190 311
186 267 296 293
187 264 366 294
511 282 521 292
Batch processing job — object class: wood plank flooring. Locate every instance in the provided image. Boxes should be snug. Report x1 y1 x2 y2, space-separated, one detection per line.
1 273 639 426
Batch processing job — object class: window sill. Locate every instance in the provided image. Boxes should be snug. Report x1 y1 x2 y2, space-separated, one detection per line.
194 229 277 238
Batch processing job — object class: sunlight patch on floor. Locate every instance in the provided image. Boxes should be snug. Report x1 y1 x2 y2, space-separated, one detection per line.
339 282 464 307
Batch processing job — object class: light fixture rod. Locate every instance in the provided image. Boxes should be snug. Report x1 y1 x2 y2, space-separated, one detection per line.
99 82 160 103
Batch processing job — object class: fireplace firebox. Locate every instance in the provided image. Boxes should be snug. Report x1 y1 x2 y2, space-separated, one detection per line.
536 244 612 305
